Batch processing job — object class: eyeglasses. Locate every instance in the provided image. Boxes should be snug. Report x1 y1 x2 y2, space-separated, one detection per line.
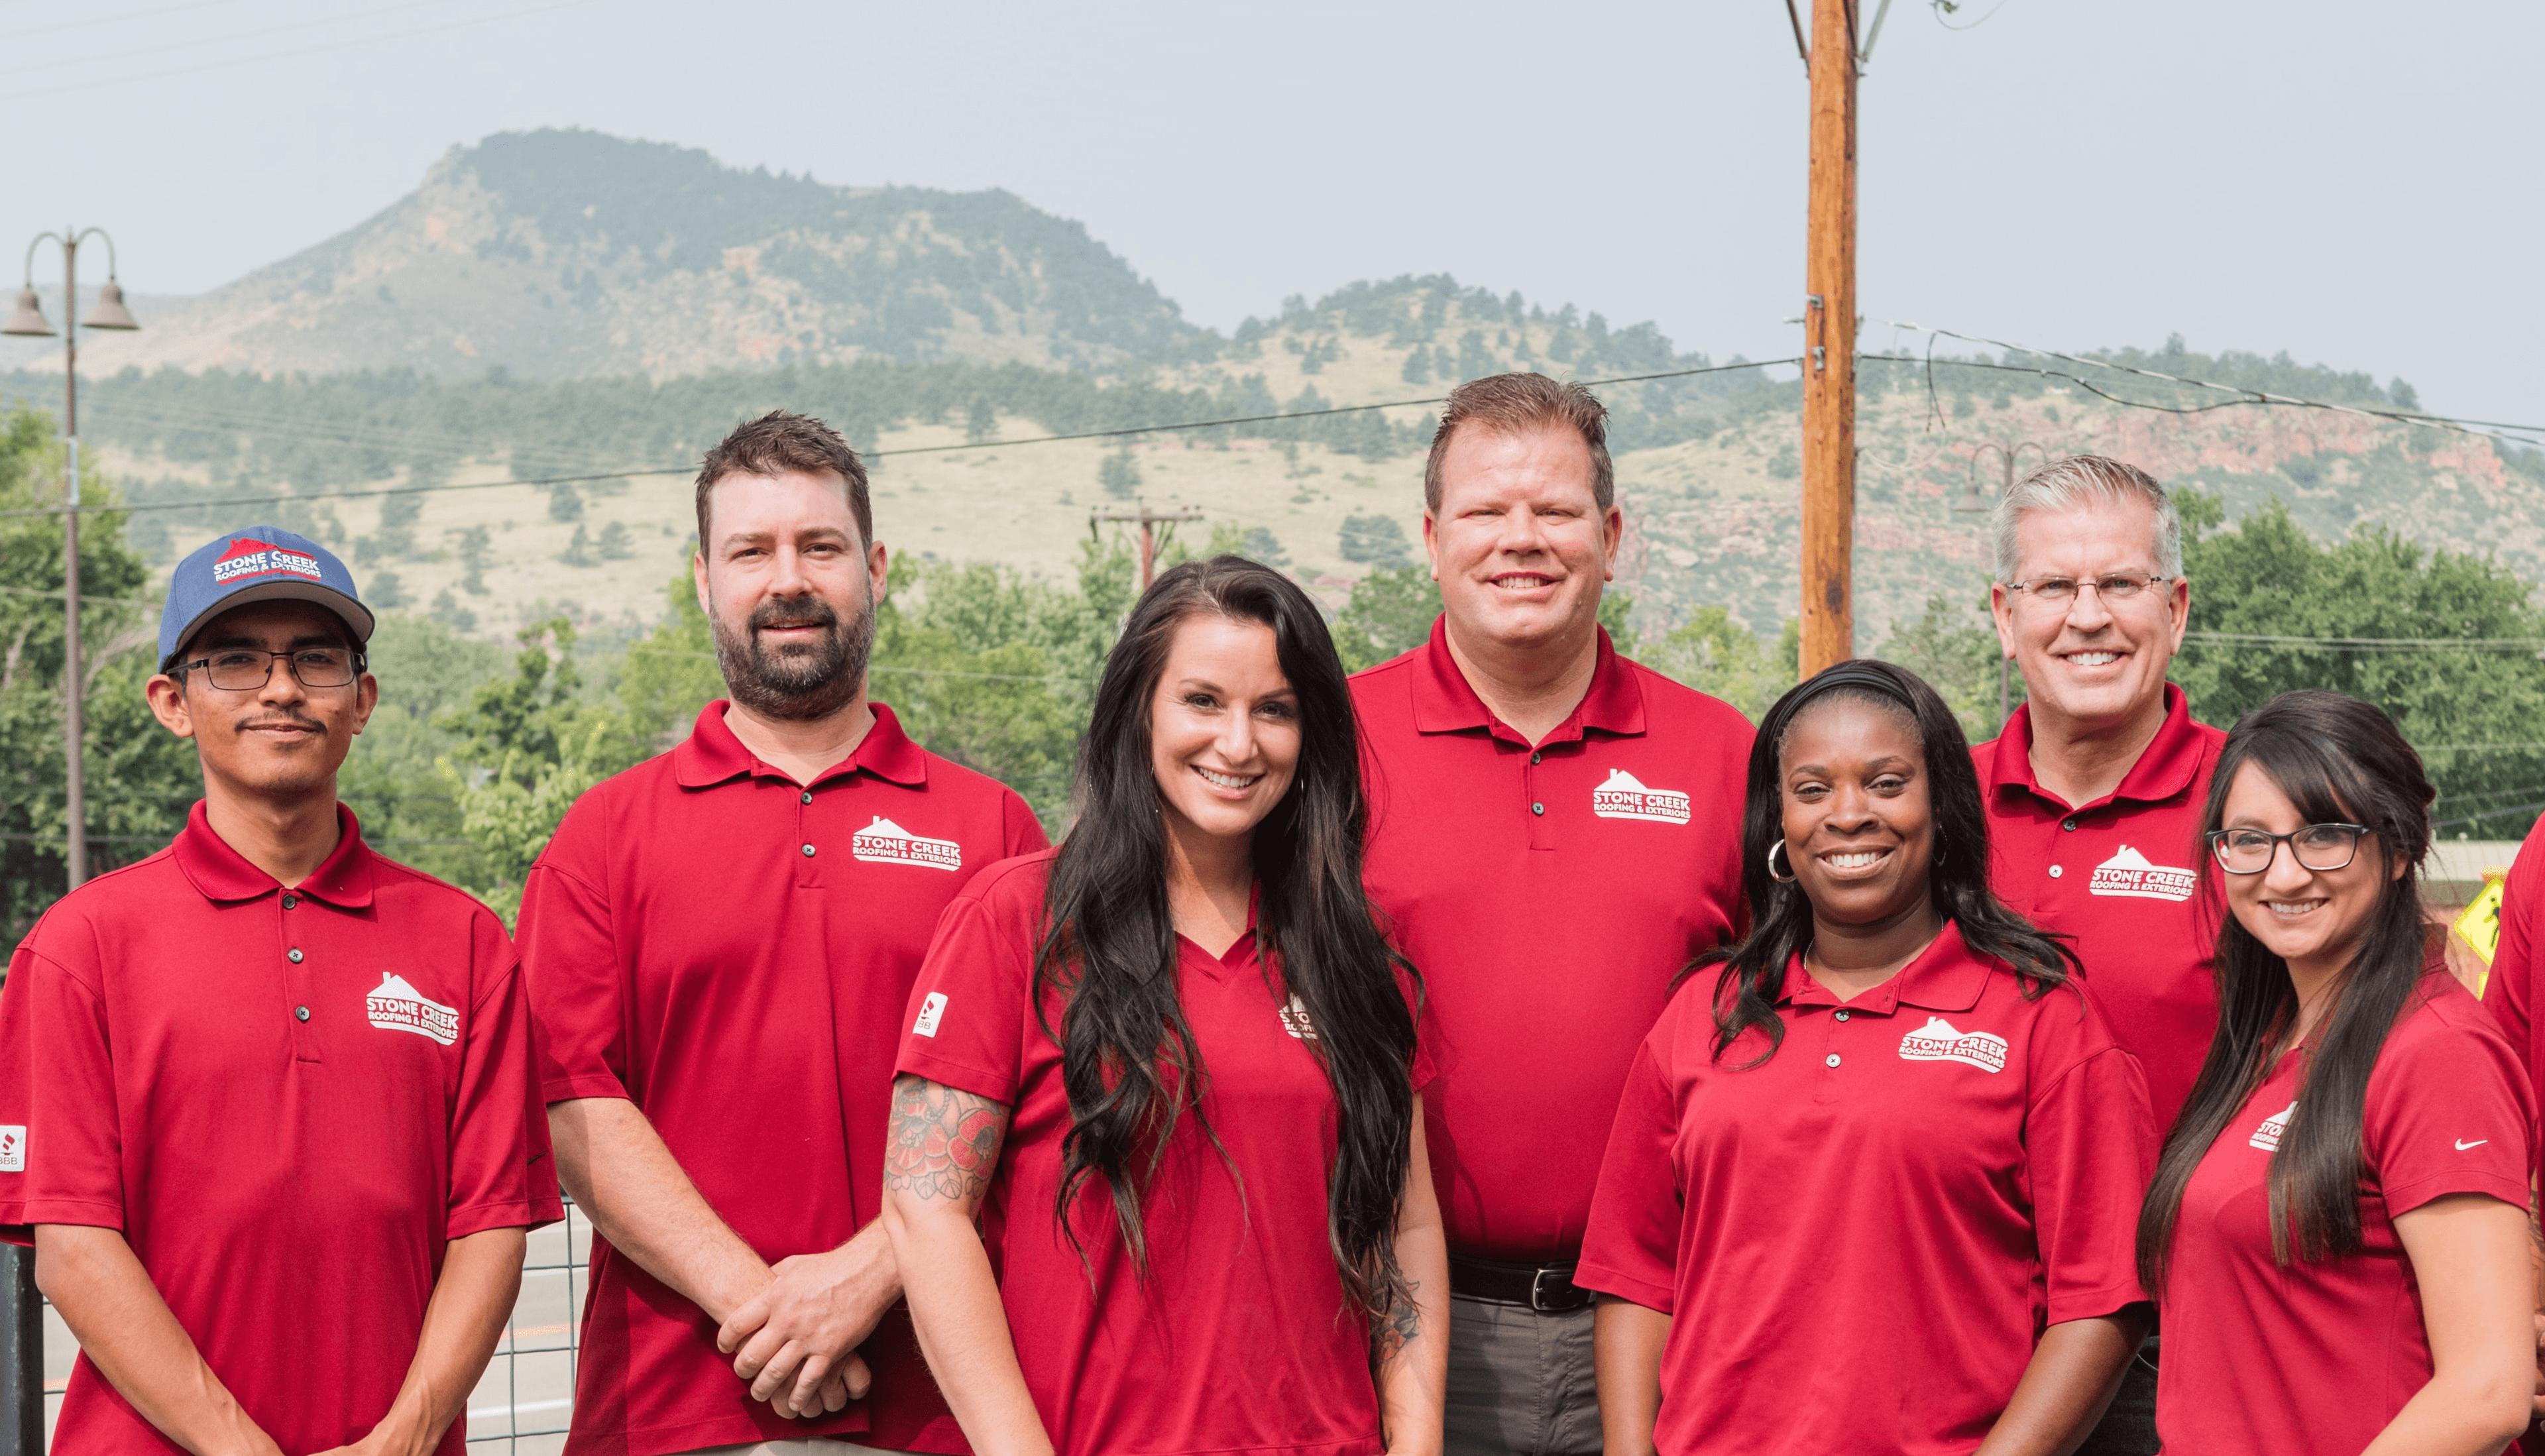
2204 823 2370 875
178 647 363 691
2003 573 2175 607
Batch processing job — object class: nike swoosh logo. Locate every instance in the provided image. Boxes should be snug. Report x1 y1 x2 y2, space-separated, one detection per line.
2456 1139 2489 1151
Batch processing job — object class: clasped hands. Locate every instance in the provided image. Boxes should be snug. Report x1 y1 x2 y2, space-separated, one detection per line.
716 1242 896 1420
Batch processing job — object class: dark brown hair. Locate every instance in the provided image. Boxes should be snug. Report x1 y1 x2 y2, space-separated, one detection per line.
2137 690 2436 1291
1422 372 1614 513
694 410 872 550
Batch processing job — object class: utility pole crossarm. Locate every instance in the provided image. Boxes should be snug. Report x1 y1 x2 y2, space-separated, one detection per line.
1090 503 1205 590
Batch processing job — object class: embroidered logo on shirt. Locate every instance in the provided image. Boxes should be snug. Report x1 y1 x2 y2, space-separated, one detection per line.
210 537 324 585
366 973 459 1046
2456 1137 2489 1152
0 1125 24 1173
1278 995 1320 1040
2249 1102 2296 1152
1591 768 1691 825
850 816 963 871
1897 1017 2008 1073
2087 845 2197 903
913 992 948 1038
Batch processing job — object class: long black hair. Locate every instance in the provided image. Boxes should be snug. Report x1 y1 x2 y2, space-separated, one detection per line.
2137 690 2436 1290
1036 555 1420 1323
1693 659 2076 1062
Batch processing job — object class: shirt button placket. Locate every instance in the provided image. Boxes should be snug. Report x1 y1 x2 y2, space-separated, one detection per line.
1525 746 1553 848
796 781 822 887
282 903 321 1062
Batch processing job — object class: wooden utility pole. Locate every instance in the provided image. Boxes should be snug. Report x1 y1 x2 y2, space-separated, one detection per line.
1798 0 1859 676
1090 502 1204 589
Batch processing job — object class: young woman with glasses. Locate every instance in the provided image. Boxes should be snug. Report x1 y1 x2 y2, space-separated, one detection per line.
2136 690 2533 1454
1580 660 2156 1455
879 557 1445 1456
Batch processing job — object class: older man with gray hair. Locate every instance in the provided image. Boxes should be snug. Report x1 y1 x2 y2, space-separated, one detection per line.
1972 453 2226 1456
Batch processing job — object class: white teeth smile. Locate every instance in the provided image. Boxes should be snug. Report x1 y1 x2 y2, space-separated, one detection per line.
1825 850 1886 869
2066 651 2119 667
2265 900 2324 917
1194 766 1259 790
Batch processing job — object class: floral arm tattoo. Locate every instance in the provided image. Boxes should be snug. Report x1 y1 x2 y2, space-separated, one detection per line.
1377 1280 1422 1361
884 1073 1011 1204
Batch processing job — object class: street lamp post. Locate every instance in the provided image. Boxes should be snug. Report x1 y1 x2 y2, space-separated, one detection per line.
4 229 141 890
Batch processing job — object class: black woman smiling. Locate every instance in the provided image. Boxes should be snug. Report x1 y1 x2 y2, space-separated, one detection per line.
1579 659 2157 1456
2136 691 2532 1455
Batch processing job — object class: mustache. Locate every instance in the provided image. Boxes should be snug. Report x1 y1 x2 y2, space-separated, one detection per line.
749 595 840 632
232 712 327 732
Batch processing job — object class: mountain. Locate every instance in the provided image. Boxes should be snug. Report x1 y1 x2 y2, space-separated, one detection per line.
41 129 1200 381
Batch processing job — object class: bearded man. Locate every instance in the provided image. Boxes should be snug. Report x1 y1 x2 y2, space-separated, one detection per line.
519 412 1048 1456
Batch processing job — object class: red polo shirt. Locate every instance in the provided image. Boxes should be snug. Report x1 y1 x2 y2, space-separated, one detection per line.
1975 685 2227 1131
2157 970 2531 1455
520 702 1046 1456
1576 923 2153 1456
2480 813 2545 1171
0 803 558 1456
894 851 1434 1456
1351 619 1751 1261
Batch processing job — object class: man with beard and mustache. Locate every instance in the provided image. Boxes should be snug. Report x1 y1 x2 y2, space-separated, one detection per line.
520 412 1048 1456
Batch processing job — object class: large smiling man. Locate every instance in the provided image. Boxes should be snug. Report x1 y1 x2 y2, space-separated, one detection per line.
0 526 558 1456
1349 374 1754 1455
520 412 1046 1456
1972 454 2226 1456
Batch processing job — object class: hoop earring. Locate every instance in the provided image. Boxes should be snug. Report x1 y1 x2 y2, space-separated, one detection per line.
1766 839 1797 883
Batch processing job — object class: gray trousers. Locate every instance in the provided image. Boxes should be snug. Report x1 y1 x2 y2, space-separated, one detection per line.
1442 1292 1601 1456
2074 1335 2161 1456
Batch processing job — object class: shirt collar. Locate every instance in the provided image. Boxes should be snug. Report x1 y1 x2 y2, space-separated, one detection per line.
1986 682 2209 812
671 700 931 791
1778 920 1991 1016
172 799 377 908
1408 615 1647 744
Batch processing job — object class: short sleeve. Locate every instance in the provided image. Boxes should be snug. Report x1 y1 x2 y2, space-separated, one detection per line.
1000 793 1052 861
446 911 564 1239
1574 1038 1681 1314
894 888 1033 1105
2023 1044 2157 1324
1398 965 1438 1093
0 935 127 1240
516 805 630 1105
2365 998 2534 1217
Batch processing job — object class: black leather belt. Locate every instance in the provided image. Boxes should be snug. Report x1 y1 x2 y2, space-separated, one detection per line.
1447 1253 1593 1313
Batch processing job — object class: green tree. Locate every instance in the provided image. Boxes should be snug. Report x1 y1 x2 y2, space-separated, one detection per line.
1333 565 1440 672
1876 592 2021 742
1337 513 1411 567
2171 493 2545 838
1639 607 1798 720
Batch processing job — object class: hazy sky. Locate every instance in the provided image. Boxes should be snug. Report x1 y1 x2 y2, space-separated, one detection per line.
5 0 2537 424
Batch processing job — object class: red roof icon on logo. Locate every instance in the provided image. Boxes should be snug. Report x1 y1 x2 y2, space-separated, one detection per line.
215 538 270 563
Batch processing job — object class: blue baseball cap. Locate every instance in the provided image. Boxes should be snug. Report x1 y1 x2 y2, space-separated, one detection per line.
158 526 376 667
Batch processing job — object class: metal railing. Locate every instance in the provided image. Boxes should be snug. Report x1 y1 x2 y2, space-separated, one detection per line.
3 1200 591 1456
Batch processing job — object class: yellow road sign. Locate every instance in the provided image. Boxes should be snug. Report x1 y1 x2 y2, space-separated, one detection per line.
2454 876 2507 1001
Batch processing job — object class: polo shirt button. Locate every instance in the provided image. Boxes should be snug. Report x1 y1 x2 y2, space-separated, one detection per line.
802 843 817 857
800 791 813 805
1530 752 1542 765
1531 802 1544 816
1835 1009 1849 1022
1825 1053 1841 1068
294 1006 310 1023
287 948 304 964
280 894 298 909
2062 818 2078 832
2049 865 2063 879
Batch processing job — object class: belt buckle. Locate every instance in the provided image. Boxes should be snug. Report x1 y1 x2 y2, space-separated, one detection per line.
1529 1266 1567 1313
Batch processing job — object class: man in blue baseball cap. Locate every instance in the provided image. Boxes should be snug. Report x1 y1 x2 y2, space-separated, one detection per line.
0 524 559 1456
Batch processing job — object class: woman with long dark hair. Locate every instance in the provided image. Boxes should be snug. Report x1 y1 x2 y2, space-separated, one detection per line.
2135 691 2532 1454
880 557 1446 1456
1579 660 2155 1455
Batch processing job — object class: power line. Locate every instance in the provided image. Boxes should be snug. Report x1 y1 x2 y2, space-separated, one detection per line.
2185 630 2545 651
0 0 469 80
0 357 1797 522
0 0 245 43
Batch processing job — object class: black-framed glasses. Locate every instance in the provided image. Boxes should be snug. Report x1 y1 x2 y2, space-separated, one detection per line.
2004 573 2175 607
2204 823 2370 875
179 647 363 691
